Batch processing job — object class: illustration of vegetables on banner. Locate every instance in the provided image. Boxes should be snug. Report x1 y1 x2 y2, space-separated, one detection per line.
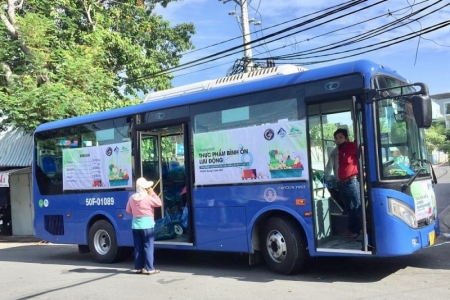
108 164 130 186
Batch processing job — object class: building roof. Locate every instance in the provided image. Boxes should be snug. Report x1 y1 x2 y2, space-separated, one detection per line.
0 128 33 167
431 93 450 100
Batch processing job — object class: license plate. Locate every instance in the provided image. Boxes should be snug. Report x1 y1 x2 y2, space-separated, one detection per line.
429 231 436 246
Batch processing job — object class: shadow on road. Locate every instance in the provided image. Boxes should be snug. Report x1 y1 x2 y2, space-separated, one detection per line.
1 235 449 284
2 163 449 285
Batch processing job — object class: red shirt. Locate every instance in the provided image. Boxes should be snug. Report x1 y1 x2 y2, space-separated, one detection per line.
337 141 358 181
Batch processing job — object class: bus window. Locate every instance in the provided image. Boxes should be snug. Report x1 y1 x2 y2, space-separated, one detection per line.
34 116 132 195
195 98 298 133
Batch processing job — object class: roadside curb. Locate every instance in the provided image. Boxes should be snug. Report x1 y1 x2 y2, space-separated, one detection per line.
0 236 43 243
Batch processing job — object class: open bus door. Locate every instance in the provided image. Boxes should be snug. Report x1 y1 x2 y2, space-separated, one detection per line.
136 123 191 244
307 97 371 254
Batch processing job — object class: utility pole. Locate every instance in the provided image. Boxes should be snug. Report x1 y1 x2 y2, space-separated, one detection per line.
220 0 254 73
240 0 253 73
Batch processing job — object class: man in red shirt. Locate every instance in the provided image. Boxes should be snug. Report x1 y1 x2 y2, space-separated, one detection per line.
334 128 362 238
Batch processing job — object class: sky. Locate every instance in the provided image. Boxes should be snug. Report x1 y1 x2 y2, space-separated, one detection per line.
155 0 450 96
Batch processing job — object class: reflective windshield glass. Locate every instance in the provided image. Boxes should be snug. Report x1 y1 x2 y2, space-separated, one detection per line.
376 97 431 180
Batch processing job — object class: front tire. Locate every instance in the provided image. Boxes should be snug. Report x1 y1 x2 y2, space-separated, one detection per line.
261 217 307 275
88 220 123 263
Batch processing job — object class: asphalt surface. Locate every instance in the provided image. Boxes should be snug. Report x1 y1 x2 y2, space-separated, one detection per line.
439 202 450 237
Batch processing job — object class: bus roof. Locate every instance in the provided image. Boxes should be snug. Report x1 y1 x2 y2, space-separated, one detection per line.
35 59 405 133
143 64 308 102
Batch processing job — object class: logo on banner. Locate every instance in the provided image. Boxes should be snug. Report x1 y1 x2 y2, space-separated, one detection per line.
289 126 302 135
105 147 113 156
277 127 287 138
264 129 275 141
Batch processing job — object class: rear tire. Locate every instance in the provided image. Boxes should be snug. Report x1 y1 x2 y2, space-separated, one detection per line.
261 217 307 275
88 220 125 263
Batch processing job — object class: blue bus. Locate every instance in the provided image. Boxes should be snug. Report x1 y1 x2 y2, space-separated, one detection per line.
33 60 438 274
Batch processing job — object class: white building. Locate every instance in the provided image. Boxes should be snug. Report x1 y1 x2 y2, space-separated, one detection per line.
431 93 450 127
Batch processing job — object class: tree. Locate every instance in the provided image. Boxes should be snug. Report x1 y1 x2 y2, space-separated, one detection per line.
390 121 407 144
309 122 338 162
425 119 450 154
0 0 195 132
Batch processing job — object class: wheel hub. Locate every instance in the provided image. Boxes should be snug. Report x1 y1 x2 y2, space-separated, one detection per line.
94 229 111 255
266 230 287 263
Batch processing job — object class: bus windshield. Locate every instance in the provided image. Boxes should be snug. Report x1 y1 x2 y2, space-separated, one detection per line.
377 96 431 180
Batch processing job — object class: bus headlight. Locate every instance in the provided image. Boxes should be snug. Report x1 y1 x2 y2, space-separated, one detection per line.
388 198 417 228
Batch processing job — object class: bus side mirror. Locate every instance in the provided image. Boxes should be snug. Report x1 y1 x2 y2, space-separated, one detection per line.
411 95 432 128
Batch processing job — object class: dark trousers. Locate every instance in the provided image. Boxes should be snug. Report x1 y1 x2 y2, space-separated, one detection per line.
340 178 362 234
132 228 155 271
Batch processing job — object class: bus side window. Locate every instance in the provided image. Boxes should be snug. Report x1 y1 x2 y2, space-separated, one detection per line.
35 165 52 195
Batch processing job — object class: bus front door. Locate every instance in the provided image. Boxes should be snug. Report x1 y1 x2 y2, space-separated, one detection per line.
307 99 369 254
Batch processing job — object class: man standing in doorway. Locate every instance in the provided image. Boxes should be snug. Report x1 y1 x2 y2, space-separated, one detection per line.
334 128 362 238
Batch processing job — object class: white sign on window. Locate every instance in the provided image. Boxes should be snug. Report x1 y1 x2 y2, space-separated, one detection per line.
62 142 132 190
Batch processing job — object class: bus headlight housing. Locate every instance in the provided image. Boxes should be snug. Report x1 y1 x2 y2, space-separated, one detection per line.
388 198 417 228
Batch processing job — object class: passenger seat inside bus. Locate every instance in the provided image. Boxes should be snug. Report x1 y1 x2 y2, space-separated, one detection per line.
40 153 57 178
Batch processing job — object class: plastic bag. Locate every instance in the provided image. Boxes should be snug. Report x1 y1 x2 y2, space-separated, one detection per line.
181 205 188 231
154 210 175 241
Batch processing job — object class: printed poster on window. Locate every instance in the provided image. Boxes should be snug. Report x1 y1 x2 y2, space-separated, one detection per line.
410 180 437 220
62 142 132 190
194 120 308 185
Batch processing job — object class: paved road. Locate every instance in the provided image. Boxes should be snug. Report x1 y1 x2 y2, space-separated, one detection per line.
0 238 449 300
435 163 450 236
1 164 449 300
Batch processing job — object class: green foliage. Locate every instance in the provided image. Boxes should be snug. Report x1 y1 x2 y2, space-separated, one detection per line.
425 119 450 154
390 121 407 143
141 135 177 165
309 122 338 161
309 123 338 147
0 0 195 132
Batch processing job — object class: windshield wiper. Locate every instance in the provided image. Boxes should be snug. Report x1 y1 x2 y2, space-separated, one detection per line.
401 168 426 192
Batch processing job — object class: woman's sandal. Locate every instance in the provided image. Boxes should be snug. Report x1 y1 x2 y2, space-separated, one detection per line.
143 269 160 275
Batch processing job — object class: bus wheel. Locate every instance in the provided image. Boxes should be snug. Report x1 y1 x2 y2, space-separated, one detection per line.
88 220 120 263
261 217 307 275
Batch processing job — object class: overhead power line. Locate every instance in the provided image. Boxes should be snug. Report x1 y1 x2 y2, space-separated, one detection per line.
251 0 432 60
130 0 448 83
261 0 448 61
173 0 448 80
130 0 370 82
276 19 450 66
180 0 364 57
